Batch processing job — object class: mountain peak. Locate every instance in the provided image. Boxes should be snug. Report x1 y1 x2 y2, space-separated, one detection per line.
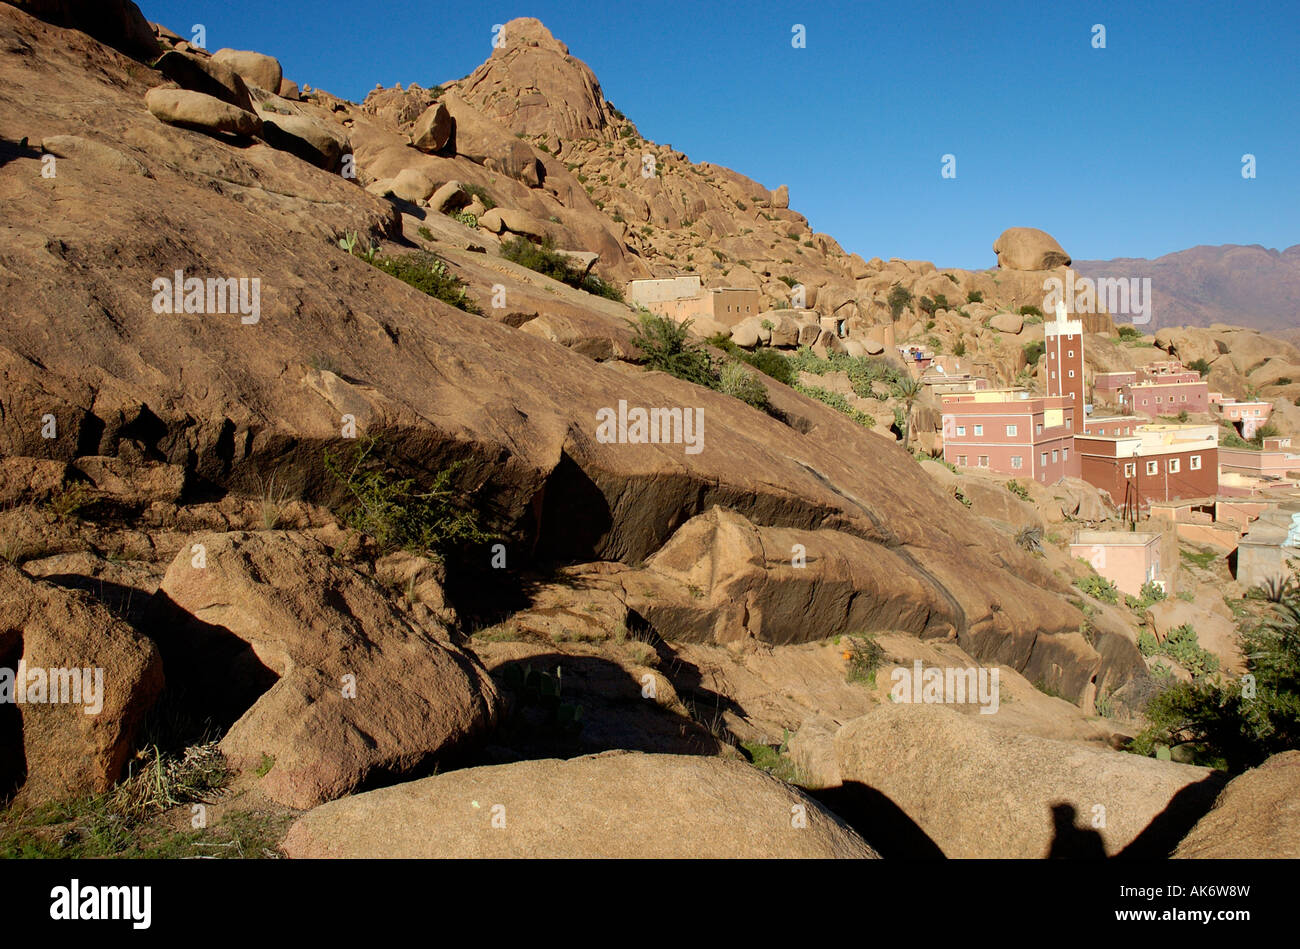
458 17 616 144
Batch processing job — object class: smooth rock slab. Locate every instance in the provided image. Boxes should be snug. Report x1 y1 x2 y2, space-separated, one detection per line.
281 750 878 858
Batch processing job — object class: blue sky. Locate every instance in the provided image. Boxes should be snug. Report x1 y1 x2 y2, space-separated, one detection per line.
140 0 1298 269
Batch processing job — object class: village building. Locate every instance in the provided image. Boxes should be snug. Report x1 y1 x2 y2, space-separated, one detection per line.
1213 397 1274 438
1074 423 1219 513
625 275 761 328
1093 370 1136 406
1121 378 1210 418
940 389 1078 481
1044 306 1085 432
1235 502 1300 589
1069 529 1164 596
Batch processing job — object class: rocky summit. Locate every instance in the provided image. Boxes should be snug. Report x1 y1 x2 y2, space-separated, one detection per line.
0 1 1295 873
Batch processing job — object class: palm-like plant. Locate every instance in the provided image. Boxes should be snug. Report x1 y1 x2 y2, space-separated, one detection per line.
891 375 924 447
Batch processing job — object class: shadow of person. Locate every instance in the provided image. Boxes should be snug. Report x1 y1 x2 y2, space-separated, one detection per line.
1047 802 1108 859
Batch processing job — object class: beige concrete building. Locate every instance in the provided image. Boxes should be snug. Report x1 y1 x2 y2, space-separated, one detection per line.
1069 529 1164 597
626 276 762 329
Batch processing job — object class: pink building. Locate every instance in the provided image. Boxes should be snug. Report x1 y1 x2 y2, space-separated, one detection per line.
1219 436 1300 480
1214 399 1274 438
1093 371 1136 405
1069 529 1164 597
941 390 1078 482
1121 379 1210 417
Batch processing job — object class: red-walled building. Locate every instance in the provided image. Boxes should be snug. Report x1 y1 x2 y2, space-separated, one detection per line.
1083 415 1143 437
1075 423 1220 514
941 390 1079 482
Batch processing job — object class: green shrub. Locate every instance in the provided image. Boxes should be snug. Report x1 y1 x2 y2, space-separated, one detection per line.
461 183 495 210
1023 340 1046 365
500 234 622 301
324 436 491 558
741 347 795 386
718 360 769 411
629 311 715 387
953 339 967 357
1006 479 1030 501
918 296 936 316
1074 574 1120 604
1116 325 1143 340
887 284 914 320
453 211 478 228
845 635 885 686
966 290 984 304
932 293 950 309
1187 358 1212 377
795 385 875 427
1018 304 1044 318
374 252 479 313
417 225 434 241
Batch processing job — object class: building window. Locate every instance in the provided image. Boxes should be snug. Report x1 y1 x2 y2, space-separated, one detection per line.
1052 449 1059 463
958 455 967 466
1036 423 1043 434
978 455 989 468
1124 463 1136 477
1006 424 1017 436
974 424 983 436
956 425 966 437
1011 456 1023 469
1190 455 1201 470
1155 396 1162 403
1040 452 1048 467
1068 350 1074 358
1051 371 1056 380
1169 458 1180 473
1063 448 1069 461
1068 370 1075 378
1146 460 1158 475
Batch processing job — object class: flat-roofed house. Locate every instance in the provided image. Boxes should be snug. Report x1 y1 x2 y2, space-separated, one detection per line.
1069 529 1164 597
1075 423 1219 514
940 389 1079 482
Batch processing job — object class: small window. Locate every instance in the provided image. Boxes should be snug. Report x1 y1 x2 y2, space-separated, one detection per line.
1051 371 1057 380
1011 456 1023 469
1146 460 1158 475
1190 455 1202 470
974 424 983 436
1169 458 1180 474
1063 448 1069 461
979 455 989 468
1036 423 1043 434
1052 449 1059 463
1124 463 1136 477
1040 452 1048 466
1068 350 1075 358
956 425 966 437
1068 370 1076 378
1006 424 1018 436
958 455 968 466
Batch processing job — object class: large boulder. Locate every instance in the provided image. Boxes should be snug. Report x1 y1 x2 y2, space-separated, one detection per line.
153 49 255 114
148 531 499 809
410 101 452 154
210 48 283 93
281 750 877 858
442 92 544 188
3 0 158 60
1174 752 1300 858
0 562 163 802
993 227 1072 271
834 703 1224 857
259 113 350 172
145 88 263 138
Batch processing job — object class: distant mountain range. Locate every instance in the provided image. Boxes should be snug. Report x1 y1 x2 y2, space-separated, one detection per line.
1072 243 1300 333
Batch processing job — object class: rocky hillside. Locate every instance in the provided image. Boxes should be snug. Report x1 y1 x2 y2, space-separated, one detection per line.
1074 244 1300 332
0 2 1295 860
